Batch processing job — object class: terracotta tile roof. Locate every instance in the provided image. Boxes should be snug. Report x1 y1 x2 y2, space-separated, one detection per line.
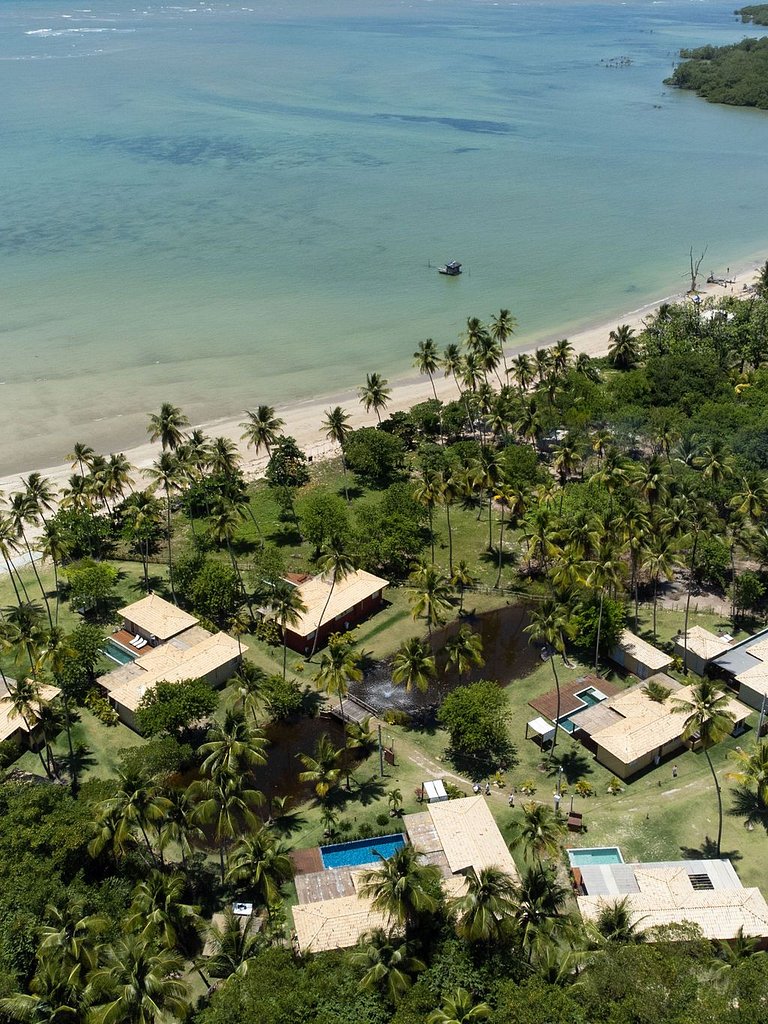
591 683 751 767
107 632 241 713
615 630 674 672
292 895 392 953
0 682 61 743
674 626 733 662
577 864 768 940
283 569 389 638
118 594 198 641
427 796 519 878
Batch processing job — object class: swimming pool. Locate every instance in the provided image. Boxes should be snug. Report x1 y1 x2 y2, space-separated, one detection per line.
567 846 624 867
104 638 137 665
320 834 405 869
557 686 608 732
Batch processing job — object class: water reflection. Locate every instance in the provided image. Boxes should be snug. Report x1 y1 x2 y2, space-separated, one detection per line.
352 603 538 714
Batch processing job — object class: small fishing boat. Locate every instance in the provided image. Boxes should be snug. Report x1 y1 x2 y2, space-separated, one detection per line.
438 260 462 276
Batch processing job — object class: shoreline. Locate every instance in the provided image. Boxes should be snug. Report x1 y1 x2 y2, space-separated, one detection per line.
1 255 762 500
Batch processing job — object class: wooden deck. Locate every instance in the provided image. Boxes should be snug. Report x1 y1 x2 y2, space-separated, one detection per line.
528 674 620 721
110 629 153 657
325 695 378 725
290 846 323 876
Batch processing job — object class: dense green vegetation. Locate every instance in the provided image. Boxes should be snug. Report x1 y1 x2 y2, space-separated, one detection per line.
739 5 768 27
666 28 768 108
2 278 768 1020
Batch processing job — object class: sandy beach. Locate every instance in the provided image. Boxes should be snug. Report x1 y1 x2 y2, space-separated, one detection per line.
0 257 762 504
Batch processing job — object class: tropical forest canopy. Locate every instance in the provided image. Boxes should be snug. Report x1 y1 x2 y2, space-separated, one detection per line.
667 8 768 109
3 268 768 1022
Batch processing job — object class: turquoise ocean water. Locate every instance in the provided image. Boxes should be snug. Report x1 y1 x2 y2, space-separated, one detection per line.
1 0 768 473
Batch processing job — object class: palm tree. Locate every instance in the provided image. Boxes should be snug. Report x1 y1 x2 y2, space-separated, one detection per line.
584 540 626 672
449 866 517 943
310 540 355 658
575 351 601 382
437 468 460 574
1 676 53 779
7 492 53 627
695 439 735 485
510 353 535 395
315 640 363 716
199 709 268 779
672 680 736 856
472 448 504 550
407 561 455 636
515 398 543 451
157 787 201 869
39 899 106 973
126 870 210 987
232 659 265 724
266 578 308 679
415 338 441 401
591 448 629 514
727 741 768 807
0 957 88 1023
451 560 478 614
508 802 567 863
189 769 264 880
413 471 441 564
594 897 646 944
147 402 189 451
322 405 353 501
0 513 29 605
240 404 285 458
607 324 640 369
87 935 188 1024
38 625 79 788
226 827 293 907
392 636 435 693
204 906 262 979
359 372 392 424
143 451 183 603
67 441 96 476
445 625 484 681
345 717 378 787
524 600 569 759
121 490 162 592
442 343 464 397
631 454 668 509
511 864 570 965
489 309 517 376
90 772 172 868
351 929 426 1005
297 734 343 800
358 843 441 936
641 533 681 640
427 988 491 1024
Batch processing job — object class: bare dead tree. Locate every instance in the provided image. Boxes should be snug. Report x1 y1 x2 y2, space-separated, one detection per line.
688 245 708 293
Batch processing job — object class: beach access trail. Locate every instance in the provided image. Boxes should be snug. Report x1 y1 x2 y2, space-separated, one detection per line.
0 262 760 527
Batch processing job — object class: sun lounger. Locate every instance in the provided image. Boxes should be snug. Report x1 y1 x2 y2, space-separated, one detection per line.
129 634 142 646
134 638 148 649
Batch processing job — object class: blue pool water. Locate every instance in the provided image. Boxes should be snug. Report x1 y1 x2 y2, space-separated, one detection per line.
104 638 137 666
568 847 624 867
321 834 405 870
558 687 606 732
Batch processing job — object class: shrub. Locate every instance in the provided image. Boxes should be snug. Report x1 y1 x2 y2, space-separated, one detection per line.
438 681 514 777
375 813 390 828
383 709 411 727
574 779 594 797
357 822 374 839
85 689 119 726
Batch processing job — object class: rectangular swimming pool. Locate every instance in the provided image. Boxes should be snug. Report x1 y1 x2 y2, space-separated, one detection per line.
567 846 624 866
104 638 138 665
321 833 405 869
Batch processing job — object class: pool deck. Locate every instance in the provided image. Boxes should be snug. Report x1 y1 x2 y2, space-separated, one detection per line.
528 674 621 721
110 629 152 657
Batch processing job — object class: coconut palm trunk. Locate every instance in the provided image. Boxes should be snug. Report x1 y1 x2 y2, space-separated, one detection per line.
682 531 701 674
